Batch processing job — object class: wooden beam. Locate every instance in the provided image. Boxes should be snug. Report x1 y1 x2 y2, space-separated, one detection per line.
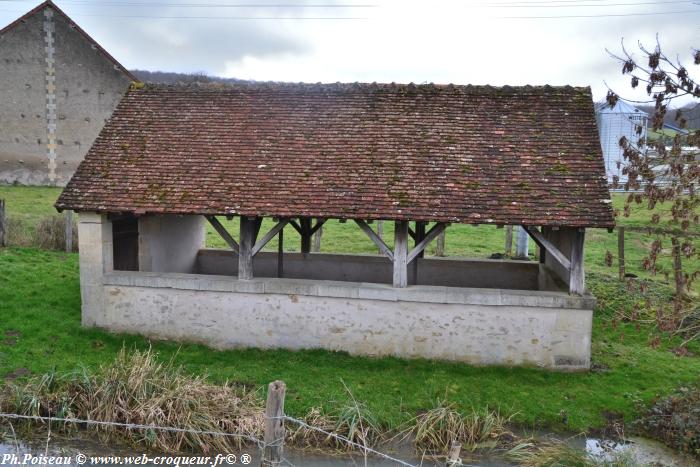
393 220 409 288
407 222 448 263
569 229 585 295
238 216 257 280
310 219 326 236
300 218 312 254
524 226 570 270
288 219 302 235
252 220 289 256
205 215 239 254
355 219 394 261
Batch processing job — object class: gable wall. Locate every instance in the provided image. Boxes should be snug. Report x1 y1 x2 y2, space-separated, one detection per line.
0 6 132 186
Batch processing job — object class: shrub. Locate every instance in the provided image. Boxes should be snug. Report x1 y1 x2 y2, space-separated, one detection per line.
634 386 700 458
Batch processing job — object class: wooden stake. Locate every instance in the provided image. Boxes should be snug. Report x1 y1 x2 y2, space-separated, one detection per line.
261 380 286 467
671 236 685 298
446 441 461 466
435 230 445 257
618 227 625 281
504 225 513 257
65 210 73 253
312 221 322 252
0 199 5 248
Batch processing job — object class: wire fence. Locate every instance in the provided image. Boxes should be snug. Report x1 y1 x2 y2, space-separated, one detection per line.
0 405 458 467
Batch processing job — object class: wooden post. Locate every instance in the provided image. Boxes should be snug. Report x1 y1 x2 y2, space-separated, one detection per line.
277 225 284 278
504 225 513 257
446 441 461 467
300 218 312 254
671 236 685 297
65 210 73 253
261 380 286 467
413 221 426 285
393 220 409 288
311 221 322 252
376 221 383 254
435 230 445 257
569 229 585 295
0 199 5 248
239 216 256 280
618 227 625 281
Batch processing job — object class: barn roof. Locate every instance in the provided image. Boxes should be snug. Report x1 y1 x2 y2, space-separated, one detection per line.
56 82 614 228
0 0 137 82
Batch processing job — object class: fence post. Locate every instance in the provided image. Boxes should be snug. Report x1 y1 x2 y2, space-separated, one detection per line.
261 380 286 467
435 230 445 257
446 441 461 466
671 236 685 298
312 223 322 252
65 210 73 253
618 227 625 281
0 199 5 248
504 225 513 257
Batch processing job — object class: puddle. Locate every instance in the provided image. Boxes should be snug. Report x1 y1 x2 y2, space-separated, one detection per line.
584 436 699 467
0 431 696 466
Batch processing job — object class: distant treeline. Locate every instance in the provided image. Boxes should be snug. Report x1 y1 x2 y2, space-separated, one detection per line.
637 104 700 130
130 69 248 85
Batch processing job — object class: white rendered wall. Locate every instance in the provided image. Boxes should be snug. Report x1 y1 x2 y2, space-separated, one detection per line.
79 212 594 370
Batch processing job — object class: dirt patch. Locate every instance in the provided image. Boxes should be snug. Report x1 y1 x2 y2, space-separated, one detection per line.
4 368 30 381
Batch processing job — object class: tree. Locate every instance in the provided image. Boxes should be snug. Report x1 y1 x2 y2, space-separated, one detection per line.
606 39 699 341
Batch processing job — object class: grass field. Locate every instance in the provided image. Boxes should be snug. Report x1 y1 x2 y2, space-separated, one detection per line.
0 185 699 437
1 185 698 289
0 247 698 435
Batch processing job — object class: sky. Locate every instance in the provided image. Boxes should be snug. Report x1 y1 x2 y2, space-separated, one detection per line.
0 0 698 102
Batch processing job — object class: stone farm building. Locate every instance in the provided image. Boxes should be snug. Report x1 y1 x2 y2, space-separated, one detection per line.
56 82 615 370
0 0 135 186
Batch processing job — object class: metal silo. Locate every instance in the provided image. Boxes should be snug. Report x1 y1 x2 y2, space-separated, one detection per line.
595 100 648 188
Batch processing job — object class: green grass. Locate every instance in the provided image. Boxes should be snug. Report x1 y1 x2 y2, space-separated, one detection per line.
1 186 697 290
1 247 698 435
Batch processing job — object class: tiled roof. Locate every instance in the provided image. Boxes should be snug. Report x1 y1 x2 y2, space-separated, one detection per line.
56 82 614 228
0 1 137 82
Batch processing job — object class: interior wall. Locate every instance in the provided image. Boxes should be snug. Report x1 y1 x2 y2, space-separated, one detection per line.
196 249 564 291
138 215 205 273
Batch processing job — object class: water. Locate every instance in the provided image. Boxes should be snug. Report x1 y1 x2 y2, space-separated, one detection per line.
0 432 697 466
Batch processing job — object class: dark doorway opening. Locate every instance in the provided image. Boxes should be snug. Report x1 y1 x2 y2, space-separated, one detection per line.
112 216 139 271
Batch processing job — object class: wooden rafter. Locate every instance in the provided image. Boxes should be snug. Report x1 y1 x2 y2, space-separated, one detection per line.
524 226 570 270
205 215 239 254
407 223 448 263
355 219 394 261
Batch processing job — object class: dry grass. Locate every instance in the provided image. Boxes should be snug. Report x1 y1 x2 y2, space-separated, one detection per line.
400 399 516 454
34 215 77 252
3 215 77 251
0 348 263 453
287 385 385 452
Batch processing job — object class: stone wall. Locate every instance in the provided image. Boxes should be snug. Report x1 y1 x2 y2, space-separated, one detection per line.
0 5 132 185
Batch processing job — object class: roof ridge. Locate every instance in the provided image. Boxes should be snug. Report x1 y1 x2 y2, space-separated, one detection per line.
130 81 590 95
